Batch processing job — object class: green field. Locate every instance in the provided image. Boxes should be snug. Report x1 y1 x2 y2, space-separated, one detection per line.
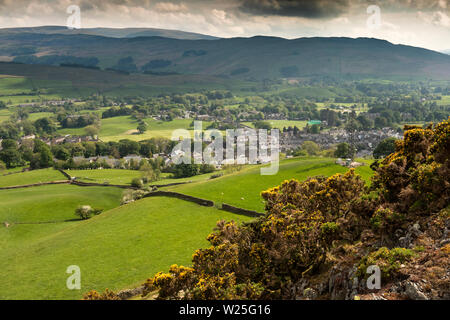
169 157 373 212
0 196 252 299
436 95 450 106
153 171 222 186
97 117 212 142
0 75 64 105
27 112 54 121
0 184 122 223
66 168 225 186
67 169 142 185
1 109 54 124
1 166 27 174
0 168 66 187
0 76 35 95
0 108 12 123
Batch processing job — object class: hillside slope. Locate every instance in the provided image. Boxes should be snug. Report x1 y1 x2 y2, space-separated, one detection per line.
0 62 248 96
0 196 251 299
0 26 218 40
1 32 449 80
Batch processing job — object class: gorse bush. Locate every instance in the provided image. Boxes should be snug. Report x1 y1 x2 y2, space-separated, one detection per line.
372 118 449 216
83 289 120 300
142 170 366 299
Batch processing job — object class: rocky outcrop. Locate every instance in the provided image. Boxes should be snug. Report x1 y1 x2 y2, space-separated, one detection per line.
116 286 144 300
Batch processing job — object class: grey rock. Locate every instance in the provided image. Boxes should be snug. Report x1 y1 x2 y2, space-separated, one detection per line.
117 286 144 300
410 223 422 237
352 277 359 290
399 236 411 248
405 281 428 300
394 229 404 238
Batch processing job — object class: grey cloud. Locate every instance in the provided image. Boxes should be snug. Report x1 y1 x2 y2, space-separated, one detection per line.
237 0 351 18
351 0 449 14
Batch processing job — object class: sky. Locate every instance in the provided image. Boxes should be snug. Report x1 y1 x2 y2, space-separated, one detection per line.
0 0 449 51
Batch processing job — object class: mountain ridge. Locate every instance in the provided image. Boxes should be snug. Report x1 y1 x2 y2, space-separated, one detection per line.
1 28 450 80
0 25 218 40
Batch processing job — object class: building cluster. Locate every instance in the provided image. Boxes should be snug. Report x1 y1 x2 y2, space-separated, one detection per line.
17 99 79 108
40 135 99 146
281 127 402 156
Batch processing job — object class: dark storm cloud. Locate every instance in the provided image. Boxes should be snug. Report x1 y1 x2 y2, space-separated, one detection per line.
237 0 351 18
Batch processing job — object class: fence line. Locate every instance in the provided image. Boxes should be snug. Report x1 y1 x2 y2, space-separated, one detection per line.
70 181 138 189
144 191 214 207
220 203 264 217
0 180 70 190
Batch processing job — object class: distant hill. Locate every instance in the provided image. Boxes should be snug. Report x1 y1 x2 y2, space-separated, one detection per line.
0 62 250 96
1 29 450 80
0 26 218 40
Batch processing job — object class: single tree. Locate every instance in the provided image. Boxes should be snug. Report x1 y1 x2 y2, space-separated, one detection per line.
373 137 397 159
137 123 148 134
334 142 354 159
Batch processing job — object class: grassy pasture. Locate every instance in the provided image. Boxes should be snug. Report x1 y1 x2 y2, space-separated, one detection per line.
0 184 122 223
169 157 373 212
0 108 12 123
66 168 223 186
436 95 450 106
67 169 142 185
0 76 35 95
98 117 213 142
153 171 223 186
57 127 86 136
27 112 54 121
0 168 66 188
0 196 252 299
98 116 142 141
1 166 27 174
